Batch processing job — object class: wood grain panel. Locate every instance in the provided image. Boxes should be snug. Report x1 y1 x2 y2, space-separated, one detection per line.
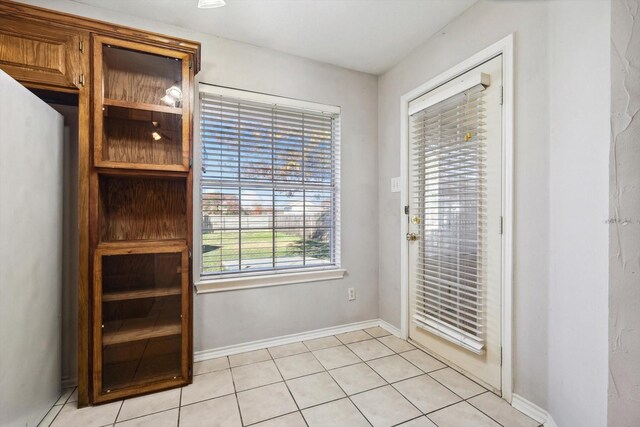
102 335 181 393
103 45 181 106
0 33 63 70
0 14 83 89
99 176 187 242
103 108 182 166
103 318 181 346
0 0 201 73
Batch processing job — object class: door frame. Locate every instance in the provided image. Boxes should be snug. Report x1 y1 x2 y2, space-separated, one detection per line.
399 34 514 402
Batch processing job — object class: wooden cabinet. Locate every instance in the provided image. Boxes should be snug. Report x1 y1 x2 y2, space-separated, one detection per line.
0 14 86 90
93 242 189 401
90 36 195 403
93 36 192 171
0 0 200 407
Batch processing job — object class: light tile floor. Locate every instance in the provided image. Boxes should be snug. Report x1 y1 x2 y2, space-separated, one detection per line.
38 328 540 427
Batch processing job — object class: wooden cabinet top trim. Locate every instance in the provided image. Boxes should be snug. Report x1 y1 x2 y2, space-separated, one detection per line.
0 0 201 73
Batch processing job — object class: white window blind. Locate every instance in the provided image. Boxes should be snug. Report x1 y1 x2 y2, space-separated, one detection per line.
199 89 340 278
410 81 488 353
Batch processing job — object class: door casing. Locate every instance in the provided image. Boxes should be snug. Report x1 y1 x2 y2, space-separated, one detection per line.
399 34 515 402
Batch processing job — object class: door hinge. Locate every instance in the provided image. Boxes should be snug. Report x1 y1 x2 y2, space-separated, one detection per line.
500 347 503 366
404 205 410 215
189 157 193 168
78 74 85 86
499 85 504 105
79 40 85 53
189 59 193 69
188 250 192 259
499 216 504 235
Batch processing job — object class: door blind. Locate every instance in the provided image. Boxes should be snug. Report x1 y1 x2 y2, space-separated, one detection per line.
200 91 340 277
410 81 488 354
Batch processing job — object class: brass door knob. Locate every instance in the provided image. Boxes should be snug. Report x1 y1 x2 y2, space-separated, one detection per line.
406 232 419 241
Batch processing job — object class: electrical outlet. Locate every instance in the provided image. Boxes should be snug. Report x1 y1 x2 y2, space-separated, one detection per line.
348 287 356 301
391 177 402 193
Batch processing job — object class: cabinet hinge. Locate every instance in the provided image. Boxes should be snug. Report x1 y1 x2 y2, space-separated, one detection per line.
499 85 504 105
78 74 85 86
499 216 504 235
79 41 85 53
404 205 410 215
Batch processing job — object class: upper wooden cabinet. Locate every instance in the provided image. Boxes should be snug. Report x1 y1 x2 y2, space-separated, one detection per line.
0 0 200 407
93 36 192 171
0 14 86 90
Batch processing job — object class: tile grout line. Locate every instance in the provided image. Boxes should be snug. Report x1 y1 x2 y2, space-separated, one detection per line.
336 330 429 426
109 402 182 425
44 390 73 427
108 400 124 427
227 355 247 427
318 350 375 427
316 331 382 426
176 386 183 427
273 356 309 427
283 333 374 427
58 330 525 427
243 410 301 427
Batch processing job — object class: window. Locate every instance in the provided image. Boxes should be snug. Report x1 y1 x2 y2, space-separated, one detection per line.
198 85 341 287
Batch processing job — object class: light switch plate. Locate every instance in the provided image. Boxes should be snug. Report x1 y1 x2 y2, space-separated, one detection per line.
391 177 402 193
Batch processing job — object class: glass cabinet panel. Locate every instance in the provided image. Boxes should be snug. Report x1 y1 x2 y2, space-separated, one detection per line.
96 246 187 395
102 106 183 166
102 44 183 107
94 36 190 171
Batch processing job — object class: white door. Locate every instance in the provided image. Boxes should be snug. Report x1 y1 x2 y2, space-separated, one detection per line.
0 69 64 426
407 56 503 392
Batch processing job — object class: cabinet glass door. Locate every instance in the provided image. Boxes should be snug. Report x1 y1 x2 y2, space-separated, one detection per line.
94 245 188 399
93 36 190 171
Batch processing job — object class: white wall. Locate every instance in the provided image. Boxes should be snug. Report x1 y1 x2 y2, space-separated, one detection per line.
377 0 551 409
16 0 379 369
609 0 640 425
378 0 611 423
0 69 63 427
547 2 610 426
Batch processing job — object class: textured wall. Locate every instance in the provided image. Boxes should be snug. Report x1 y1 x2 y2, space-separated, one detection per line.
609 1 640 425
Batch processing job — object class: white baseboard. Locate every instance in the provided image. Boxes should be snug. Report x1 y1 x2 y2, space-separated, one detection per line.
194 319 382 362
378 318 402 337
511 394 558 427
60 318 403 388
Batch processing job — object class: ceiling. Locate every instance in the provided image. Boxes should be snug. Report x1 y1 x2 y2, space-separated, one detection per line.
69 0 476 74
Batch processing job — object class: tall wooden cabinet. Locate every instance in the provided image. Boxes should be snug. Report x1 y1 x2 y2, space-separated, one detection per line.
0 0 200 406
91 36 195 403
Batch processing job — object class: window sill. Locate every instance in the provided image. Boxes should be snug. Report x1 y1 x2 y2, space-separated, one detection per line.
195 268 347 294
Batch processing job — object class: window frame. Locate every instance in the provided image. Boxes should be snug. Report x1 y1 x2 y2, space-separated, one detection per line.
194 84 344 293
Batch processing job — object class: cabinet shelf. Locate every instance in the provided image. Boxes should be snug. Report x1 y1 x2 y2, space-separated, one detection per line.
97 239 187 251
103 287 182 302
103 317 181 346
103 98 182 115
